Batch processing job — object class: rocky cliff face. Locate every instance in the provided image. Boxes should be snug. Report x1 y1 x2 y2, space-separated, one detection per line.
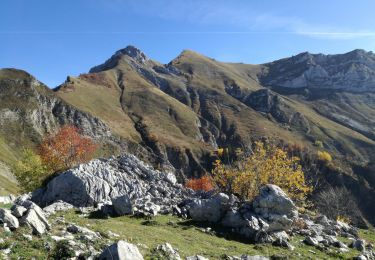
260 49 375 92
0 69 111 139
0 68 119 193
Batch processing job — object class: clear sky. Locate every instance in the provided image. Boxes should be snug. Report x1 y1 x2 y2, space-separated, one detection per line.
1 0 375 87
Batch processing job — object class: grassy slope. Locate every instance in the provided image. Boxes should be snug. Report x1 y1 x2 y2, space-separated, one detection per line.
57 60 207 155
56 49 375 168
173 51 375 158
0 69 46 195
0 208 368 259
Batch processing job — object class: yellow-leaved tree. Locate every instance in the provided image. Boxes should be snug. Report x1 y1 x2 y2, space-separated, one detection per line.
212 141 312 202
13 149 50 192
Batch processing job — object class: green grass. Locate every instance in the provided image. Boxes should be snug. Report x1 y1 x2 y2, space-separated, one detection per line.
59 210 361 259
0 206 371 259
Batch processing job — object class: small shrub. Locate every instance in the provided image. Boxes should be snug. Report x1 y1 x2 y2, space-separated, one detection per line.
337 215 351 224
314 140 324 148
0 240 11 250
50 240 75 260
315 186 361 225
185 175 214 192
148 133 159 143
317 151 332 163
216 148 224 157
13 149 50 192
292 218 307 230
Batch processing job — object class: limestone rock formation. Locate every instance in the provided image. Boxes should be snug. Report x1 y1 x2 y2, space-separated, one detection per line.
98 240 144 260
0 208 19 230
32 154 194 214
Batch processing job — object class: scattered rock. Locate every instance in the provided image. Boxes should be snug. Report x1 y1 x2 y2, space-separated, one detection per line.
98 240 144 260
16 200 50 235
21 208 49 235
108 230 120 238
67 224 100 239
351 239 367 252
112 194 133 216
229 256 269 260
186 255 209 260
10 205 27 218
303 236 319 247
22 234 33 241
154 243 181 260
43 201 74 217
0 208 19 230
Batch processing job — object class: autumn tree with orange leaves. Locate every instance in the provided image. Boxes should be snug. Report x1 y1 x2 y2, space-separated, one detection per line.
39 125 98 172
13 125 98 192
185 175 214 192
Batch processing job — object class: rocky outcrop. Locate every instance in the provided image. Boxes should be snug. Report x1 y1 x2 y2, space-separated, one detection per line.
98 240 144 260
32 154 194 214
261 49 375 92
244 89 310 132
252 184 298 232
0 68 112 140
182 184 298 243
186 193 234 222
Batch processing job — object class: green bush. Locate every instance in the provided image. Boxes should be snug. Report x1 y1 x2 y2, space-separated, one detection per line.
12 149 50 192
50 240 75 260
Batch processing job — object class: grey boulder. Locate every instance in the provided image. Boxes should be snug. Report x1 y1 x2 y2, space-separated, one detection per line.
112 194 133 216
99 240 144 260
18 201 50 235
252 184 298 219
43 200 74 217
0 208 19 230
155 243 181 260
187 193 231 223
252 184 297 232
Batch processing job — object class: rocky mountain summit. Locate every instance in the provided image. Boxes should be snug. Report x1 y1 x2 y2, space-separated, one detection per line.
1 155 374 259
261 49 375 91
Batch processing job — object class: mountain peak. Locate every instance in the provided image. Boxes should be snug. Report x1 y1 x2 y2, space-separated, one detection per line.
115 45 148 63
89 45 148 73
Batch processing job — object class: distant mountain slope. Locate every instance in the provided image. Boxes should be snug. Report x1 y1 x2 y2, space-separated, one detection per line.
260 49 375 91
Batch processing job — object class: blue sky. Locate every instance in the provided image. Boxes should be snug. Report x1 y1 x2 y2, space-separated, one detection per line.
1 0 375 87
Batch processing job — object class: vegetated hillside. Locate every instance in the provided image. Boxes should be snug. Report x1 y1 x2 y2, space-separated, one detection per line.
54 46 375 223
56 46 375 169
0 68 119 194
1 47 375 221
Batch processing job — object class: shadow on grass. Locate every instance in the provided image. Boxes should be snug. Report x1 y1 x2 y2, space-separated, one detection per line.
177 219 253 244
83 210 109 220
81 210 257 246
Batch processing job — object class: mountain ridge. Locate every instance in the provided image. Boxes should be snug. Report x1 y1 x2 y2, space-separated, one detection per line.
1 46 375 221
